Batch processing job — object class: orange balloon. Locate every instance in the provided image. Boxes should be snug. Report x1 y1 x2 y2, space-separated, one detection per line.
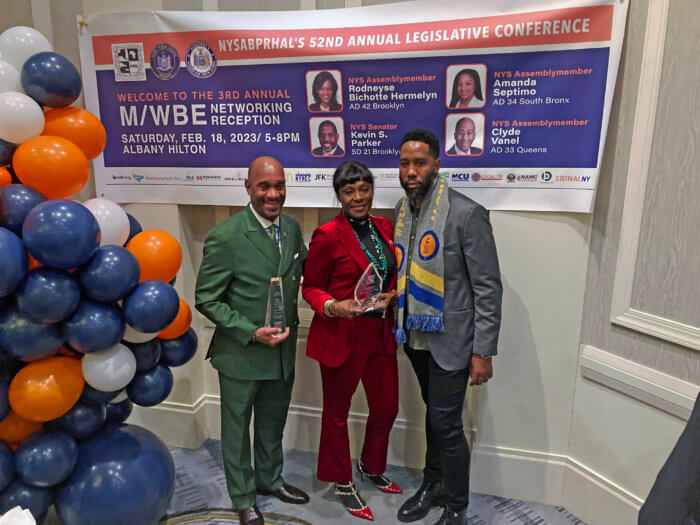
12 136 89 198
28 253 43 270
9 356 85 423
42 107 107 161
0 167 11 187
127 229 182 282
0 411 42 444
159 299 192 339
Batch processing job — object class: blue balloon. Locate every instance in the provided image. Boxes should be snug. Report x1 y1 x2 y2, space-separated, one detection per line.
122 280 179 333
0 184 46 234
160 327 198 367
79 384 120 406
21 52 82 107
126 339 161 372
16 430 78 487
16 268 80 323
47 402 106 441
22 199 100 270
0 479 53 519
62 300 124 353
0 227 27 297
0 139 16 167
127 364 173 407
0 306 62 362
0 375 10 422
0 350 23 377
0 443 13 493
56 425 174 525
105 399 133 426
79 245 140 303
126 213 142 244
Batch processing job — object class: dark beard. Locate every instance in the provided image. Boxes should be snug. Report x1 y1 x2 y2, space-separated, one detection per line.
401 170 437 208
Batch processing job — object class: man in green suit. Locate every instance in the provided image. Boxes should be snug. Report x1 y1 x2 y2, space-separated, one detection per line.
195 156 309 525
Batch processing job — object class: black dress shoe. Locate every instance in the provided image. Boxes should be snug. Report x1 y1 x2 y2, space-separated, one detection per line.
397 481 445 522
434 505 468 524
237 504 264 525
257 482 310 504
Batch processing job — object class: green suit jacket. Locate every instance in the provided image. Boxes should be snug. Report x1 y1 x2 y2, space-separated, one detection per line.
195 206 307 381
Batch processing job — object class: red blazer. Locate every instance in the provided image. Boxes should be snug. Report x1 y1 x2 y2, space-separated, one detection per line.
303 213 397 367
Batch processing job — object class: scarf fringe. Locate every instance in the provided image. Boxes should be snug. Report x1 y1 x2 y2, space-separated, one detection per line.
406 314 444 333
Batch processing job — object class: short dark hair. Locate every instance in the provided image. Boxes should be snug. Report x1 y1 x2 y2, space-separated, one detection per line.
318 120 338 134
332 160 374 194
312 71 339 105
400 128 440 159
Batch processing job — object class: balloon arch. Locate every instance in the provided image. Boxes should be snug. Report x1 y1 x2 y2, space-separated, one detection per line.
0 26 198 524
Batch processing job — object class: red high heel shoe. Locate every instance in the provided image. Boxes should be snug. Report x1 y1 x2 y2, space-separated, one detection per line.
335 482 374 521
357 459 403 494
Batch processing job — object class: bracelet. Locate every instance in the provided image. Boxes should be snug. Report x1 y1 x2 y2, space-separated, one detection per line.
323 299 337 318
252 328 259 343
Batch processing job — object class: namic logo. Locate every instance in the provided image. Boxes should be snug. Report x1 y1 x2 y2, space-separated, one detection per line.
132 174 144 182
451 173 470 181
517 174 538 182
541 171 553 182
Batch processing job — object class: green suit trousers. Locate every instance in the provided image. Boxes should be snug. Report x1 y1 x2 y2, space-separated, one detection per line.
218 371 294 510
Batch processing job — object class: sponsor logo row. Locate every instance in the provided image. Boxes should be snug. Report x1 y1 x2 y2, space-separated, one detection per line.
450 171 592 183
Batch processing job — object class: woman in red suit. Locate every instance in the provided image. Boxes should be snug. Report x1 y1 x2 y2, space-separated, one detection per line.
303 160 400 521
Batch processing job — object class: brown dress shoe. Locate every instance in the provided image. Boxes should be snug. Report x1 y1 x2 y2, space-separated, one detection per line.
257 482 310 504
237 504 264 525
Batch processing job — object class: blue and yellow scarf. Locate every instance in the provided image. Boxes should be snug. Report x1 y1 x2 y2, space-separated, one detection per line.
394 176 448 344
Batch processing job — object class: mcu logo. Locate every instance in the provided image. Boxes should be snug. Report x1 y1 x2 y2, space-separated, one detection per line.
451 173 470 181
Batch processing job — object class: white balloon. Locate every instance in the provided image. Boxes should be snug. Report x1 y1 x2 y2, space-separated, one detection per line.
0 60 21 93
83 198 130 246
0 91 44 144
82 343 137 392
122 323 158 344
0 26 52 70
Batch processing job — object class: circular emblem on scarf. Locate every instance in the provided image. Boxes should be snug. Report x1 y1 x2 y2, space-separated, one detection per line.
419 231 440 260
395 244 405 273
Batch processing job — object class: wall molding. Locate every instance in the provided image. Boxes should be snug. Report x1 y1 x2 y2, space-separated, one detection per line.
579 345 698 420
609 0 700 351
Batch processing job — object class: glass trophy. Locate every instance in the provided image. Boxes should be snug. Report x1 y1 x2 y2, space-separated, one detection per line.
354 263 383 312
265 277 286 336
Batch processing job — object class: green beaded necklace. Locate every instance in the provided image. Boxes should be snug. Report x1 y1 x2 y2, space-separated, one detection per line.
350 217 388 282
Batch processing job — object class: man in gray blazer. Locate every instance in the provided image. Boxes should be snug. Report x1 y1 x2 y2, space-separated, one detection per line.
394 128 502 525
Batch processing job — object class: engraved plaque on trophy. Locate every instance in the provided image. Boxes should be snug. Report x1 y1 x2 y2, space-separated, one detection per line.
265 277 286 335
354 263 383 311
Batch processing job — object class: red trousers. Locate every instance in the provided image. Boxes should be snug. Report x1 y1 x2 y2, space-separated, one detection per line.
317 317 399 482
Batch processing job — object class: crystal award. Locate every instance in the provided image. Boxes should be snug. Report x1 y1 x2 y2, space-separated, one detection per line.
354 263 383 311
265 277 286 335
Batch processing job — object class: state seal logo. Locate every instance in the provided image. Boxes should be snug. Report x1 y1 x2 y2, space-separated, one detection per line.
150 43 180 80
185 41 216 78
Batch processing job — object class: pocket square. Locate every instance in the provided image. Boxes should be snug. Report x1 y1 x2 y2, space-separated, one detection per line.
293 252 300 260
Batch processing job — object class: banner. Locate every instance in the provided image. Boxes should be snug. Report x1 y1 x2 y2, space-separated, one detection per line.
77 0 628 211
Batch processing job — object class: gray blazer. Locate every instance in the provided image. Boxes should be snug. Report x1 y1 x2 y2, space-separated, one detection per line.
397 189 502 371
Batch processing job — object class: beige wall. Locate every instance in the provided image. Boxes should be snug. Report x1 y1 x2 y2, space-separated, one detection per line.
3 1 698 524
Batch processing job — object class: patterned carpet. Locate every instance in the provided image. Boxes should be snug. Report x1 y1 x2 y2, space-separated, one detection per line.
159 440 585 525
